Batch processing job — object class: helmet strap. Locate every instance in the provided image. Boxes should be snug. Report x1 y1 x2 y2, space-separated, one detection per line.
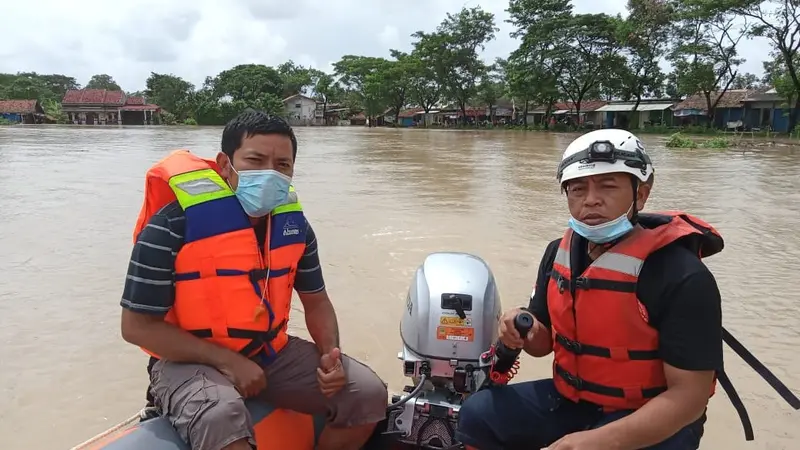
630 176 639 225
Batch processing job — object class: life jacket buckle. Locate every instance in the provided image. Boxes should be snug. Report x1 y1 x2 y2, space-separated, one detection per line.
563 371 584 390
557 276 567 293
248 269 268 283
565 339 583 355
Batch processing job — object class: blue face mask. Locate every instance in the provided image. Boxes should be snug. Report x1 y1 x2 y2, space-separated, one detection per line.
568 208 634 244
230 165 292 218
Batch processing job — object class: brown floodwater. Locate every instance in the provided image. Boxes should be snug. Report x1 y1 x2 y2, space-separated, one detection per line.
0 125 798 449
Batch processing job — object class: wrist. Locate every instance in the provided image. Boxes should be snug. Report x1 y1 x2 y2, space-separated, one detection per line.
589 426 625 450
210 346 246 370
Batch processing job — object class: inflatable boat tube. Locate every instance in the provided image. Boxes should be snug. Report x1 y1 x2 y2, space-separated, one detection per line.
81 400 325 450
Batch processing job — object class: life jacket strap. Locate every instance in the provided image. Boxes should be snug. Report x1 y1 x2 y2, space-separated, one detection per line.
554 333 658 361
551 272 637 294
554 364 666 400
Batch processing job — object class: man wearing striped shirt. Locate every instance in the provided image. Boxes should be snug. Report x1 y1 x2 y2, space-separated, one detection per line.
120 112 387 450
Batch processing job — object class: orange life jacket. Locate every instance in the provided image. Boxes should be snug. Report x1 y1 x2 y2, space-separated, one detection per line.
132 149 307 359
547 211 724 411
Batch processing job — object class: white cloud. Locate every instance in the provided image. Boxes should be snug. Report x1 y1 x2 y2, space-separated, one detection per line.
378 25 400 48
0 0 771 92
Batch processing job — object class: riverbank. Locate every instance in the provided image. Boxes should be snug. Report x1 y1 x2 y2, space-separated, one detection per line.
663 131 800 150
4 120 799 149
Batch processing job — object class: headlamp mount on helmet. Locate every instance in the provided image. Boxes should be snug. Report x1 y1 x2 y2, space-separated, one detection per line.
556 140 652 182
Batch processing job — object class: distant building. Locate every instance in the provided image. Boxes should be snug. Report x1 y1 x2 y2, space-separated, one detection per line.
61 89 160 125
672 89 753 130
528 101 608 128
0 99 45 124
739 88 793 133
283 94 317 126
594 99 678 128
314 102 349 125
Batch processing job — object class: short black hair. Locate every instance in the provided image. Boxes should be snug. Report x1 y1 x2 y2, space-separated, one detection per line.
221 110 298 160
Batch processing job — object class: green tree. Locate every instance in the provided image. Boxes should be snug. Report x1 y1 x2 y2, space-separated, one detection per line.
615 0 674 110
382 51 416 125
18 73 79 98
179 66 285 125
0 72 79 103
477 63 504 124
412 6 498 125
310 70 340 125
3 76 52 101
505 0 573 127
405 51 442 124
212 64 284 103
668 0 748 125
42 98 67 123
333 55 391 122
85 74 121 91
555 13 621 122
278 60 314 98
144 72 195 119
762 53 799 123
730 72 761 89
726 0 800 130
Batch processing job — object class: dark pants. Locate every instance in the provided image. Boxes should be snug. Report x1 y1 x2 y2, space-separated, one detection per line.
456 379 704 450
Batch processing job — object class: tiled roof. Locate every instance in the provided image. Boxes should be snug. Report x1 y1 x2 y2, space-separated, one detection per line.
530 100 608 113
125 96 145 105
121 104 161 111
675 89 752 111
398 107 425 118
62 89 126 105
283 94 316 103
556 100 608 112
742 88 784 103
0 99 40 114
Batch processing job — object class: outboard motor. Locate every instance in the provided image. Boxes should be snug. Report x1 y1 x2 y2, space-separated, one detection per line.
388 252 502 449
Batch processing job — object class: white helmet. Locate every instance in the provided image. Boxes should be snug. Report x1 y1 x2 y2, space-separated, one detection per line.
557 129 654 185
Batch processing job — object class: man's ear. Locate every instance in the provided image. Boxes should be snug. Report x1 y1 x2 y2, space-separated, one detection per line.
636 182 652 211
216 152 231 178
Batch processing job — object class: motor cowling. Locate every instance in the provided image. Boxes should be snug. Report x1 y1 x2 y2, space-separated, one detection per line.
399 252 501 383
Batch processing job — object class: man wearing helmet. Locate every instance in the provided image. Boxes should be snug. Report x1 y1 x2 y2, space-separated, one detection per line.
456 129 725 449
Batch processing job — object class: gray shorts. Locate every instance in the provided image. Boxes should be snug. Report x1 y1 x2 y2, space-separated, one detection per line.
149 336 388 450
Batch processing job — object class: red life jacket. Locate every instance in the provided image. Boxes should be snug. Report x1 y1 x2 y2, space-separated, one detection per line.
547 211 725 411
545 211 800 442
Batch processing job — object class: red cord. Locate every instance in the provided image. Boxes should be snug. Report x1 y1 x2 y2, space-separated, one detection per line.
486 344 521 385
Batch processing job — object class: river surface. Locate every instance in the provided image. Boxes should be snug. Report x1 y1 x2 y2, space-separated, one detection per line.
0 126 798 449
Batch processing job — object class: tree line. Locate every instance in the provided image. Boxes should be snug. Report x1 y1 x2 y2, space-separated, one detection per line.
1 0 798 130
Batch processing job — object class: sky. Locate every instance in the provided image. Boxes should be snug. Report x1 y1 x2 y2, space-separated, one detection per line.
0 0 771 93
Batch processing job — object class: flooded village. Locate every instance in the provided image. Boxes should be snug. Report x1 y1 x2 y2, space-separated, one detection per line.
1 86 797 137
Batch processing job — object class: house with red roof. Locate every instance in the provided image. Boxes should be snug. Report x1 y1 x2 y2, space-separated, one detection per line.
61 89 160 125
0 99 45 124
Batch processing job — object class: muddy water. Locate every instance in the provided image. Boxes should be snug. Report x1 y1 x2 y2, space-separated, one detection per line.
0 126 798 449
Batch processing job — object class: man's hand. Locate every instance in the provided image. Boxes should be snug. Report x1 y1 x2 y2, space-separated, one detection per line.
218 353 267 398
317 347 347 397
544 429 617 450
498 307 537 349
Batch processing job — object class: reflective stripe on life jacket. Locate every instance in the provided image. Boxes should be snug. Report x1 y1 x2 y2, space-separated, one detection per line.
547 211 800 441
132 149 307 360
